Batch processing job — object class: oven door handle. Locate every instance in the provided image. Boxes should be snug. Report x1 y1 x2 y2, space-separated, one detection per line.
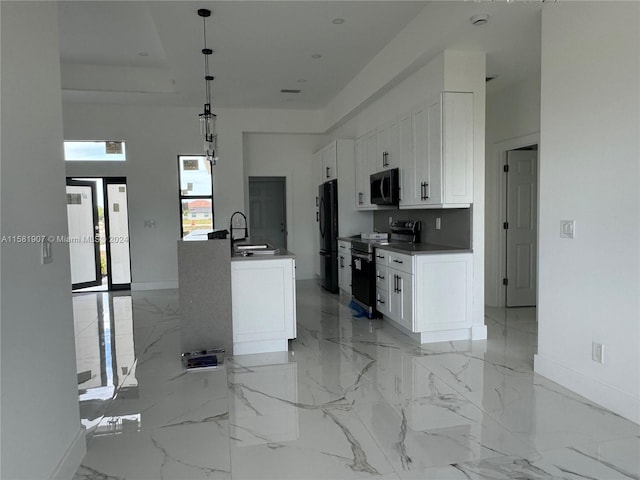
351 251 373 261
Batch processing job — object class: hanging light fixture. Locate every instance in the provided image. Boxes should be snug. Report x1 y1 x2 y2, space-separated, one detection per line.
197 8 218 165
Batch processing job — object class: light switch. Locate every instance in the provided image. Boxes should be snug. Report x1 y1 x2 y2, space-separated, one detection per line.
560 220 575 239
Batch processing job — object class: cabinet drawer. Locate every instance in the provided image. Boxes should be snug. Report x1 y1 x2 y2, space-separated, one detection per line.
375 288 389 317
338 240 351 251
374 248 388 263
375 264 388 291
386 251 413 274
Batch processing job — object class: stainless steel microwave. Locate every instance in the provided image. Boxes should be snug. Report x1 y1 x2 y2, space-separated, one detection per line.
370 168 400 205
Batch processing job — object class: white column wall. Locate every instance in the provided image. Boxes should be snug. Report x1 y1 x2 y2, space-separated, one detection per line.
1 3 85 478
535 2 640 423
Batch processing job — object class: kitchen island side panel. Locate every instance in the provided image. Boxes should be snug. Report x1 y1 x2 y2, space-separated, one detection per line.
178 239 233 355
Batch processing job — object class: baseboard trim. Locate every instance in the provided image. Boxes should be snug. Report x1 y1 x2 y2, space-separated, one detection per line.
472 324 487 340
131 281 178 291
534 354 640 425
50 425 86 480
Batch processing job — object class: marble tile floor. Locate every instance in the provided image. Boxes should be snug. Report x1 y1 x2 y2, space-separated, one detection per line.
73 281 639 480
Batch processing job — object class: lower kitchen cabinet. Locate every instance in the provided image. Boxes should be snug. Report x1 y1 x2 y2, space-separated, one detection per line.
231 257 296 355
413 253 472 333
375 264 389 317
388 269 413 331
375 248 473 343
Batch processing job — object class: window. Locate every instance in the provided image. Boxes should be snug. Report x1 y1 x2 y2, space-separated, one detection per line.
178 155 214 237
64 141 126 161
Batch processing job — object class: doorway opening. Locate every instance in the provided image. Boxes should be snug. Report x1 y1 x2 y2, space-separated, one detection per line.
504 145 538 307
248 177 287 249
66 177 132 291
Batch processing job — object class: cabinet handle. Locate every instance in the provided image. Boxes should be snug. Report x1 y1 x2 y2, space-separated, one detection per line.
393 274 398 293
382 151 389 167
397 276 402 293
393 259 403 264
340 245 346 249
315 196 319 207
326 166 330 178
377 298 385 305
376 274 385 280
376 254 384 259
340 257 344 268
316 211 319 222
358 192 363 205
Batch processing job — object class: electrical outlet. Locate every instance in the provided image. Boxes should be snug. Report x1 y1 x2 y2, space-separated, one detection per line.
592 342 604 363
560 220 575 239
435 217 441 230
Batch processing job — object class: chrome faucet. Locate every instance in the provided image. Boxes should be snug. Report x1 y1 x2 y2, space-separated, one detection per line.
229 211 248 254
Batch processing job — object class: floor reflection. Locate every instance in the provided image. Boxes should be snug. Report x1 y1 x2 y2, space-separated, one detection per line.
73 292 139 434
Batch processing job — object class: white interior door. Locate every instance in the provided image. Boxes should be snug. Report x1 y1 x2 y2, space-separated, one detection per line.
505 150 538 307
66 180 101 289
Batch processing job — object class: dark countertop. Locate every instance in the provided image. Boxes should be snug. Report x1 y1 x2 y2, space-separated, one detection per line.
376 242 471 255
336 235 471 255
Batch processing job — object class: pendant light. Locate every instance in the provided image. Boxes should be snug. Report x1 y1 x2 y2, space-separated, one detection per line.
198 9 218 165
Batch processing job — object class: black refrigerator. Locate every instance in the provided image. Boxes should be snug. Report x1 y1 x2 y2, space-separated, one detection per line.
318 179 338 293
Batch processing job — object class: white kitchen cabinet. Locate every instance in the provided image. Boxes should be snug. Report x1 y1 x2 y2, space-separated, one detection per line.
397 111 413 205
376 118 399 171
402 92 473 208
375 264 389 317
414 253 472 333
354 130 378 210
384 250 413 331
375 247 473 343
338 240 352 293
320 142 338 182
388 268 413 332
231 257 296 355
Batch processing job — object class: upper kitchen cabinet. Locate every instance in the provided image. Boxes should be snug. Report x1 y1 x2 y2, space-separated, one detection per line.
319 142 338 182
376 118 399 171
401 91 474 209
354 130 378 210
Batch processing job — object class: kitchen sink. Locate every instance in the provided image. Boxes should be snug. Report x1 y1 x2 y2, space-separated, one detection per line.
233 243 279 256
235 243 270 250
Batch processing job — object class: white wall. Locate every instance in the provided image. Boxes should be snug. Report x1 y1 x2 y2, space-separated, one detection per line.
327 50 487 333
535 2 640 423
485 77 541 306
243 133 322 280
1 3 85 478
64 105 323 289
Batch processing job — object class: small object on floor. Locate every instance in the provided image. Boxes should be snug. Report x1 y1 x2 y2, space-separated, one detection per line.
348 299 370 318
182 348 225 371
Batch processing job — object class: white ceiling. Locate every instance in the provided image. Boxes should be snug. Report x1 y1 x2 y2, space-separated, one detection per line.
58 1 542 110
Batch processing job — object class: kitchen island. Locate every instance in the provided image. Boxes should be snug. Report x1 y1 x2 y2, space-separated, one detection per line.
231 249 297 355
177 237 296 358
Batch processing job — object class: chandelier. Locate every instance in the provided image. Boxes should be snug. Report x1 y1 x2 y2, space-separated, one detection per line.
198 9 218 165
